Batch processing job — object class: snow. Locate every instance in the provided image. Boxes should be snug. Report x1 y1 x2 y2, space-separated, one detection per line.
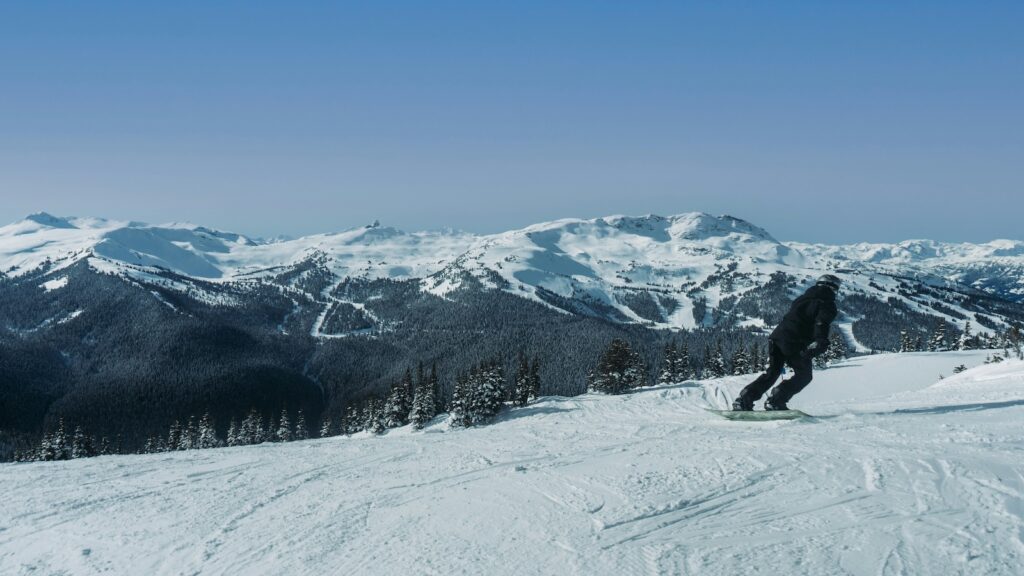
3 350 1023 575
2 211 1022 331
40 276 68 291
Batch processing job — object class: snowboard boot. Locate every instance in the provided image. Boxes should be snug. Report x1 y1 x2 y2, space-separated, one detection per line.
764 394 789 411
732 397 754 411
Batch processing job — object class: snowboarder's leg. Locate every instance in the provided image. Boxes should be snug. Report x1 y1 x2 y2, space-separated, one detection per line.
767 354 813 408
734 341 784 409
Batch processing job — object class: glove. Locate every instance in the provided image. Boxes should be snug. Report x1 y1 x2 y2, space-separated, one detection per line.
803 340 828 360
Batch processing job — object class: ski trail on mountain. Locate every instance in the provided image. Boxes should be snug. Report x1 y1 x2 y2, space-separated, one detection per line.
2 353 1024 575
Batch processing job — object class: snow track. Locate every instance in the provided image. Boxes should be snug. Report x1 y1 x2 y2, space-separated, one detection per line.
2 352 1023 575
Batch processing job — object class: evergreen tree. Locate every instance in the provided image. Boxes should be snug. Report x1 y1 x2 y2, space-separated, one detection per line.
37 429 56 461
344 405 361 435
143 436 159 454
294 409 308 441
929 321 948 352
51 418 69 460
958 321 973 350
167 420 183 451
71 426 94 459
319 416 334 438
703 342 727 378
449 373 472 427
528 357 541 401
275 409 293 442
589 339 644 394
430 362 443 415
410 369 437 430
828 332 848 363
385 380 410 428
470 360 506 425
658 341 678 384
226 418 241 447
511 352 531 406
814 348 829 369
899 330 911 353
1008 324 1023 360
240 408 264 445
365 398 386 434
98 436 112 456
750 343 763 374
674 342 693 381
180 416 198 451
730 347 751 375
197 412 218 449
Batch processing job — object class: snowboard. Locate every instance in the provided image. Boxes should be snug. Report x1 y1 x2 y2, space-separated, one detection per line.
705 408 810 421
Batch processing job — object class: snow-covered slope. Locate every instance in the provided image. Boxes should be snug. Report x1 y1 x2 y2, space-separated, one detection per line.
2 211 1022 342
3 350 1022 575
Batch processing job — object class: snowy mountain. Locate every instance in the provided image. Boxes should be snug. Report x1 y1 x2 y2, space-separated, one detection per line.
3 211 1023 331
2 211 1023 459
4 351 1023 575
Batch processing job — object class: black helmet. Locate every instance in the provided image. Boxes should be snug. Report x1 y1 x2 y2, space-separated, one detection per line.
817 274 842 291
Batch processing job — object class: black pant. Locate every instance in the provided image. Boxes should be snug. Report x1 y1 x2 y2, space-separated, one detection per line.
738 339 813 405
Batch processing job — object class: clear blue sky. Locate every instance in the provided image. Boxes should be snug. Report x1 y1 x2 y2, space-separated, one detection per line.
1 1 1021 243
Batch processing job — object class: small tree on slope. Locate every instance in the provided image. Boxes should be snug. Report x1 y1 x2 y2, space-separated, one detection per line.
589 339 643 394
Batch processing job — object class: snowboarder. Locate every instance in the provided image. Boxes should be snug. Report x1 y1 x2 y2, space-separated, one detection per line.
732 274 841 411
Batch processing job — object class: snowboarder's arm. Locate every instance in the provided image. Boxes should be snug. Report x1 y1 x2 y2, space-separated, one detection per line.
812 300 838 346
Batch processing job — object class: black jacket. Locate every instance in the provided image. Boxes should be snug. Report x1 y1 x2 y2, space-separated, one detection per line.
770 284 838 355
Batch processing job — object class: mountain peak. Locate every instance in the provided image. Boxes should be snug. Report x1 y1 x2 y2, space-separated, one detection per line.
668 212 778 243
25 212 77 229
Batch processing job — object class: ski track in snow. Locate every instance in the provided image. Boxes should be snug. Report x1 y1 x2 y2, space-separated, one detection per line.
2 352 1024 575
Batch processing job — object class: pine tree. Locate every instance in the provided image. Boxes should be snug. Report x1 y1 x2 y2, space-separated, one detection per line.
674 342 693 381
528 357 541 401
167 420 183 451
958 321 973 350
240 408 264 445
98 436 111 456
511 352 531 406
899 330 911 353
430 362 443 415
344 405 361 435
71 426 94 459
1008 324 1023 360
383 384 404 429
828 332 848 363
294 409 308 441
750 343 763 374
410 369 437 430
197 412 218 449
449 373 472 427
143 436 159 454
589 339 643 394
37 429 56 461
226 418 241 447
319 416 334 438
730 347 751 375
703 342 727 378
470 360 506 425
930 321 948 352
658 341 678 384
813 348 829 369
365 398 386 434
51 418 70 460
180 416 198 451
275 409 293 442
